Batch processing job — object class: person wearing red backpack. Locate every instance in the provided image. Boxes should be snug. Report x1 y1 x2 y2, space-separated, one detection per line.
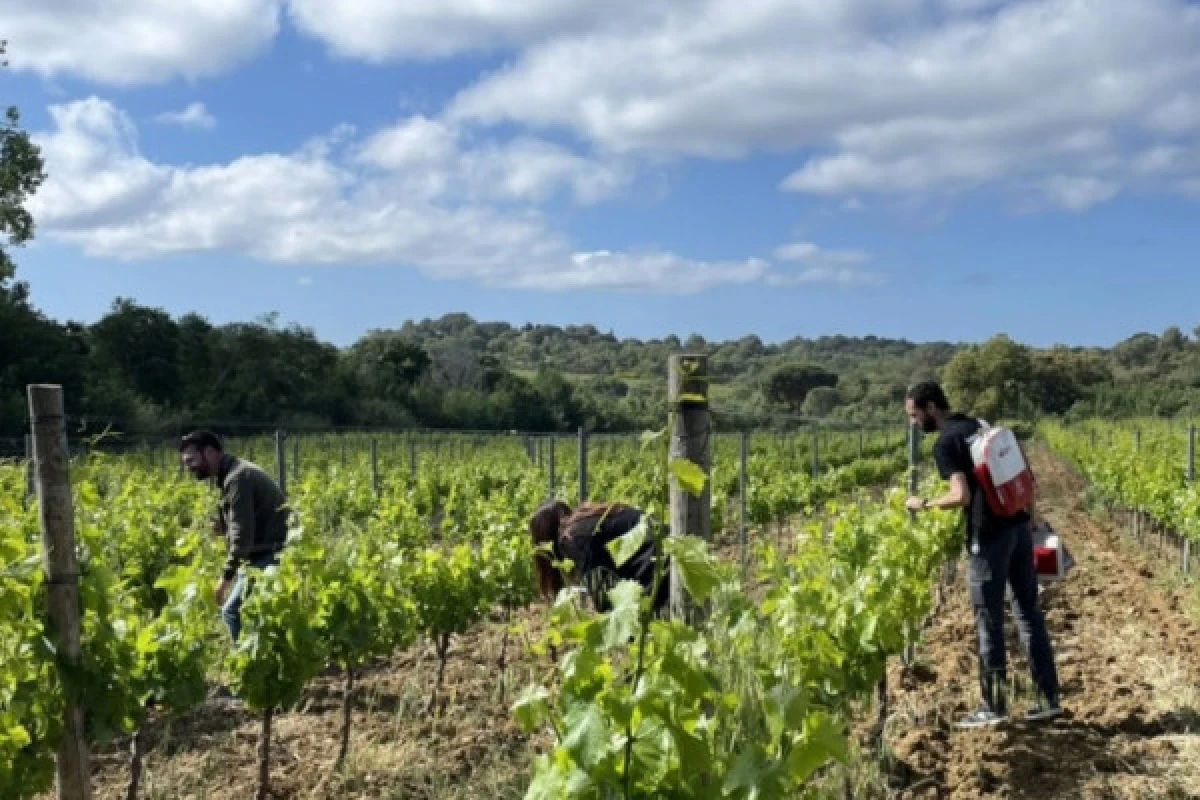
903 381 1063 729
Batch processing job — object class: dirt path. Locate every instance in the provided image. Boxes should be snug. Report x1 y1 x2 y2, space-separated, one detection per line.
883 445 1200 799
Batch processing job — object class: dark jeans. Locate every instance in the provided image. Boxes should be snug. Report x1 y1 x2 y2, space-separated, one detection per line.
221 552 278 642
966 520 1059 713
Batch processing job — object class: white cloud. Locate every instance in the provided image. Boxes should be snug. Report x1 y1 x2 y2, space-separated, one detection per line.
285 0 655 61
767 266 887 289
1038 176 1119 212
357 116 459 170
8 0 1199 215
447 0 1200 210
774 241 868 266
29 97 864 293
355 116 631 204
770 241 884 286
507 250 770 292
0 0 281 85
155 102 217 131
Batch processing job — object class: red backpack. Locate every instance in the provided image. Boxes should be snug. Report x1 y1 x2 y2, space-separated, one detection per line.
967 420 1035 517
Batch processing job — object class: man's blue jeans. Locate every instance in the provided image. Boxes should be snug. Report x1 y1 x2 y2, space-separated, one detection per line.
966 520 1059 713
221 552 278 642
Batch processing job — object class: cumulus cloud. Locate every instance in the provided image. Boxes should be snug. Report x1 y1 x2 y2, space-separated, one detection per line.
7 1 1200 213
770 241 885 287
446 0 1200 210
28 97 859 293
286 0 656 61
0 0 281 85
155 102 216 131
354 116 631 204
774 242 868 266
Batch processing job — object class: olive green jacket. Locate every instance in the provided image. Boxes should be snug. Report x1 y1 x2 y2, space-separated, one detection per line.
217 455 289 580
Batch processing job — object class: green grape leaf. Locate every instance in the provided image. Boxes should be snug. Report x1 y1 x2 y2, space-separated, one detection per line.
602 581 643 650
562 705 611 770
606 519 648 568
668 458 707 497
662 536 720 603
787 712 847 783
513 685 552 733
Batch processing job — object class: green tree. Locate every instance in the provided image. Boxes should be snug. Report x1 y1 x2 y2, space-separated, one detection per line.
346 332 430 405
941 334 1032 419
0 40 70 436
763 363 839 412
89 298 184 409
0 41 46 294
802 386 842 416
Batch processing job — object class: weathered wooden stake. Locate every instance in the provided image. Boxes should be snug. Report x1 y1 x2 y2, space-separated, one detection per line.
370 438 379 495
578 427 588 505
274 430 287 497
739 430 749 576
1186 425 1195 574
548 436 557 497
28 385 92 800
810 427 819 479
24 432 35 504
668 355 712 622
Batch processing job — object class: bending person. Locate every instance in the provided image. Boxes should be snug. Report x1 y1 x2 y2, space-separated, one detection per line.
529 500 668 613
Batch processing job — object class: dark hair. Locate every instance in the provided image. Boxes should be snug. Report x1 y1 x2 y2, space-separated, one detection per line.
529 500 572 600
179 430 223 453
906 381 950 411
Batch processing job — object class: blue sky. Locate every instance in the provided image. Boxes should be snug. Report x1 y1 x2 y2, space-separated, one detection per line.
4 0 1200 348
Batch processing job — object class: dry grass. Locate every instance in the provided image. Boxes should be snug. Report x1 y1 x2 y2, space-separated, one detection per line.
75 609 554 800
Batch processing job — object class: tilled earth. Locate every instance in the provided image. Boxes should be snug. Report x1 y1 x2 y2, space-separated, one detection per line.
883 446 1200 799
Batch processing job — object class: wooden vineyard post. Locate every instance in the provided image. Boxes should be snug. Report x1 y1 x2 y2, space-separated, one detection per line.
739 430 749 576
548 436 557 498
903 421 922 658
1186 425 1195 575
667 355 711 623
907 422 920 497
292 438 300 481
577 427 588 505
24 432 35 506
274 430 287 498
370 438 380 495
810 426 819 479
28 385 92 800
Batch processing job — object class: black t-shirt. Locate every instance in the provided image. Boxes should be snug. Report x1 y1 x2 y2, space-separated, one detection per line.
932 413 1029 541
557 504 665 612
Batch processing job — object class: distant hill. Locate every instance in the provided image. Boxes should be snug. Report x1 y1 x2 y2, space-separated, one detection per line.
5 298 1197 440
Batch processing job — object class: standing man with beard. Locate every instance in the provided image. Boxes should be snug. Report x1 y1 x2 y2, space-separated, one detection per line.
179 431 290 642
902 382 1062 729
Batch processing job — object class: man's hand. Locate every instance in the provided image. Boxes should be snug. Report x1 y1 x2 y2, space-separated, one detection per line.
905 496 927 512
215 577 231 606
